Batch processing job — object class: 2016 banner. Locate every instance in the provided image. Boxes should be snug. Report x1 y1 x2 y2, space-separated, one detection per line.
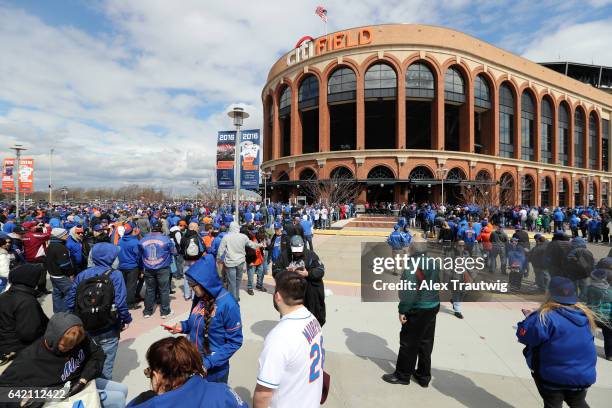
216 129 261 190
216 131 237 189
1 158 34 193
1 158 15 193
239 129 260 190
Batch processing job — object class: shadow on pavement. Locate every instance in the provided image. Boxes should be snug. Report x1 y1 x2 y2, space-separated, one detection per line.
234 386 252 406
431 368 514 408
251 320 278 340
113 338 139 382
343 328 397 374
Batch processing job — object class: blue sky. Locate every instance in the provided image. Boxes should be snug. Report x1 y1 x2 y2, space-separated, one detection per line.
0 0 611 193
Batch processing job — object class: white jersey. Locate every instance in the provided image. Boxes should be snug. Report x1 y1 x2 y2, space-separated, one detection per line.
257 306 324 408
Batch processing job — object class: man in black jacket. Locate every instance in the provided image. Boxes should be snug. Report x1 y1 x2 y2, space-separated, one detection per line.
45 228 75 313
272 235 326 326
0 264 49 364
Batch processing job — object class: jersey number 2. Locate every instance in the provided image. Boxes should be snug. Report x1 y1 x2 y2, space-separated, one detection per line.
309 337 324 383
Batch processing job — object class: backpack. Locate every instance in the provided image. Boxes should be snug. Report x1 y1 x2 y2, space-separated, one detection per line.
564 248 595 281
75 269 117 332
184 234 203 260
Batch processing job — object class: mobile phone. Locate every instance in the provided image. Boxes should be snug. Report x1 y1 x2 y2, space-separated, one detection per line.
160 324 175 330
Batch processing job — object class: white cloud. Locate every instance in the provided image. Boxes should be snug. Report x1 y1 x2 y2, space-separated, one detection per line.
522 19 612 66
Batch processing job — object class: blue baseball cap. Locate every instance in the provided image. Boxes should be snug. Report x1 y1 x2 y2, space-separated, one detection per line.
274 222 282 229
549 276 577 305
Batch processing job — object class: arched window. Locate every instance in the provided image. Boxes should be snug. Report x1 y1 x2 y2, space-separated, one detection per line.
574 109 585 168
558 103 570 166
364 63 397 98
409 166 434 180
541 98 553 163
328 67 356 103
276 171 289 182
279 86 291 115
499 172 515 205
330 166 354 179
476 169 491 181
589 113 598 169
299 168 317 180
367 166 395 180
446 167 466 181
521 175 534 206
406 63 434 99
499 84 515 158
298 76 319 110
521 92 535 161
444 67 465 104
474 75 491 109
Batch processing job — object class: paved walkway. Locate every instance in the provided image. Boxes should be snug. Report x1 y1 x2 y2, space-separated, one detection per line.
38 234 612 407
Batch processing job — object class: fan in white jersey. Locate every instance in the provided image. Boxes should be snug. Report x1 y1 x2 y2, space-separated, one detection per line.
253 271 324 408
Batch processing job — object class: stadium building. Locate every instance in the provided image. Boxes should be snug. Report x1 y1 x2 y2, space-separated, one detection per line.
260 24 612 207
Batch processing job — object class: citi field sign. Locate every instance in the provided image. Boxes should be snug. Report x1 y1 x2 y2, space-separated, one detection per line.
286 27 373 66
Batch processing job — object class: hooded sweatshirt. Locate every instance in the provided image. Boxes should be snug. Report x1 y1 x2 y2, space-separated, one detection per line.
0 264 49 355
181 255 243 382
66 243 132 332
0 312 104 388
216 222 261 267
517 307 596 389
119 232 144 270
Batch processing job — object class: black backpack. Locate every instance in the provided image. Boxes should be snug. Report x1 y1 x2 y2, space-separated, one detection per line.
75 269 117 332
564 248 595 281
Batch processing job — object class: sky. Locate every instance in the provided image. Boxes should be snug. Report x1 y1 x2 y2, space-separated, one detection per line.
0 0 611 194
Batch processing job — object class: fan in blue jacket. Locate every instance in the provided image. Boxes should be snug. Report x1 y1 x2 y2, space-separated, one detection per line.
118 230 143 270
517 277 596 397
166 254 243 383
66 242 132 380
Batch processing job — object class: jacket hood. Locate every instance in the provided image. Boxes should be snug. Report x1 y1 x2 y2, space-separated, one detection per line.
91 242 120 267
185 254 223 298
229 221 240 234
554 307 589 327
572 237 587 249
44 312 83 355
121 233 138 242
9 263 43 288
169 226 180 232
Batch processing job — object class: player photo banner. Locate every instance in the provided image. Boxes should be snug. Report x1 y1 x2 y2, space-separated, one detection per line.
1 158 15 193
216 131 236 189
239 129 261 190
18 158 34 193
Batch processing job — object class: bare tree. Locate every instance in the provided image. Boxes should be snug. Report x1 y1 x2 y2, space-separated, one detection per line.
300 173 361 206
456 176 515 207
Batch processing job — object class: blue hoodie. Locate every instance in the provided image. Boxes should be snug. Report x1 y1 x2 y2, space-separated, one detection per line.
118 233 143 270
139 232 175 270
66 243 132 330
126 375 247 408
517 307 596 389
181 255 243 382
209 231 226 258
387 228 410 250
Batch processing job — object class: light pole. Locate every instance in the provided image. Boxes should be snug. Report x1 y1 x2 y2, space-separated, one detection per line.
192 180 200 205
262 171 271 205
228 107 249 221
10 144 27 218
61 186 68 206
435 167 449 205
49 147 54 205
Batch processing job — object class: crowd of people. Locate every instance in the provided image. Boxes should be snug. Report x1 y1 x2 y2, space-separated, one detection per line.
0 201 329 407
382 202 611 408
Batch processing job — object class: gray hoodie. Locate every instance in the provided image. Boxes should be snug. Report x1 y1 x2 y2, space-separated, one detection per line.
216 222 262 267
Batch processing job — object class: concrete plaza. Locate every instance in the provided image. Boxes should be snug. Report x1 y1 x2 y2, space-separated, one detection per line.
39 232 612 407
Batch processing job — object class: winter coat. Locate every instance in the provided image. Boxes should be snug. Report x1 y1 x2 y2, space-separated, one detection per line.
517 307 596 389
44 238 75 278
22 230 50 262
216 222 261 267
272 249 326 326
139 232 176 270
182 255 243 382
66 243 132 333
0 265 49 356
118 233 143 270
0 247 11 280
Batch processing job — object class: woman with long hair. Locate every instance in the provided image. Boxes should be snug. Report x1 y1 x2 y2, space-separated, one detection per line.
127 336 246 407
517 276 597 408
163 254 243 383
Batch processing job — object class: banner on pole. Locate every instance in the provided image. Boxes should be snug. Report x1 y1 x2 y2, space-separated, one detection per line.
239 129 260 190
216 131 236 189
1 158 15 193
18 158 34 193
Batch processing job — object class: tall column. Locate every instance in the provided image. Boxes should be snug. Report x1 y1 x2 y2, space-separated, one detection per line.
356 73 365 150
534 97 541 163
291 82 301 156
463 83 475 153
396 72 406 149
584 113 590 170
534 172 541 207
263 97 271 162
272 93 281 159
597 116 603 170
433 74 445 150
514 93 522 160
319 75 330 152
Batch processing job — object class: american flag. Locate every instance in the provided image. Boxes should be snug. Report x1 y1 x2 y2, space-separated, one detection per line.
315 6 328 23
